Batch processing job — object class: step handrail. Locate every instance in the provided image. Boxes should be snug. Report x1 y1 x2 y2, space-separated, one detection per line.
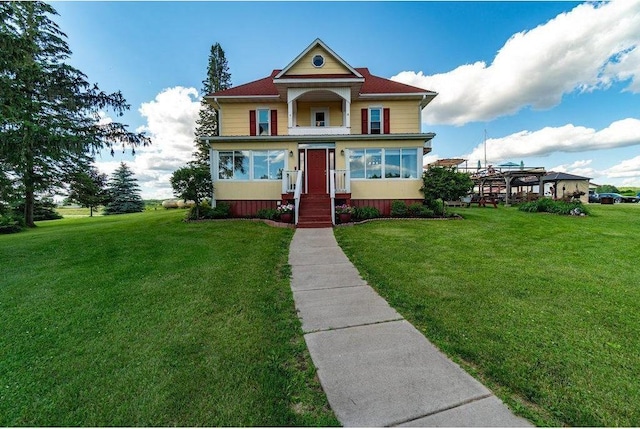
294 170 303 225
330 169 336 225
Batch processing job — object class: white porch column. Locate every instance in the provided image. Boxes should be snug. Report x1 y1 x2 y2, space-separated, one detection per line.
288 100 293 128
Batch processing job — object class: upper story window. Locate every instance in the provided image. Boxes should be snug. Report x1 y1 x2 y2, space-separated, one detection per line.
369 108 381 135
312 109 329 127
258 109 270 136
361 107 389 134
250 109 278 136
312 54 325 68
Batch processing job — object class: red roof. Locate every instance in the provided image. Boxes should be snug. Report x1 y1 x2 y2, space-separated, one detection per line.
208 70 281 97
208 67 432 98
356 68 431 94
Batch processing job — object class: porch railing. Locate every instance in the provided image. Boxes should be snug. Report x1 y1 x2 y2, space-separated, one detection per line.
330 170 336 225
294 170 303 225
282 170 298 194
333 169 350 193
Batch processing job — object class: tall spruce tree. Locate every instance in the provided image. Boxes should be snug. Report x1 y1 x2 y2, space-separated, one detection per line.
0 2 150 227
193 43 231 167
103 163 144 215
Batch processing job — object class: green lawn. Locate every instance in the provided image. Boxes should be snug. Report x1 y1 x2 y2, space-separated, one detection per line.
0 211 338 426
335 204 640 427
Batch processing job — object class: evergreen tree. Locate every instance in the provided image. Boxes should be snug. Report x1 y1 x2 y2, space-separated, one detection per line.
66 165 109 217
103 163 144 215
193 43 232 167
0 2 150 227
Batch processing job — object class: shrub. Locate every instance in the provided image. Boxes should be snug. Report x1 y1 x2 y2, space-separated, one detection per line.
353 206 380 220
518 198 590 216
425 199 445 216
186 201 232 220
408 202 435 218
256 208 278 220
0 214 24 234
390 200 408 217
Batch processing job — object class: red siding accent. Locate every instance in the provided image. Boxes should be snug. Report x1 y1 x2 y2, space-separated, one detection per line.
218 200 279 217
361 108 368 134
383 108 390 134
351 199 422 217
270 110 278 136
249 110 256 136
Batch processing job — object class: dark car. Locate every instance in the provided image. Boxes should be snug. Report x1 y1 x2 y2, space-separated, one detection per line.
598 192 640 203
588 190 599 203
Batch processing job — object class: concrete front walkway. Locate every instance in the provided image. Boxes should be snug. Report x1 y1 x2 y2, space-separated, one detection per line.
289 228 532 427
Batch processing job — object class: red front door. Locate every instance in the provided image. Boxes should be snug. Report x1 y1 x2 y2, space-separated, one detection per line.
307 149 327 194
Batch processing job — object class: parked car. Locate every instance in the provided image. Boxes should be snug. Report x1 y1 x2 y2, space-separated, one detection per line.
598 192 640 203
588 191 599 203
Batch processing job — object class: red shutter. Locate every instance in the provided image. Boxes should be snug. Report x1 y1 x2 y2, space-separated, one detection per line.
249 110 256 136
270 110 278 136
361 108 368 134
383 108 390 134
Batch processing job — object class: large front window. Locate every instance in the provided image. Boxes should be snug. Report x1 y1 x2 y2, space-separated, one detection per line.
349 148 419 179
253 150 285 180
218 150 284 180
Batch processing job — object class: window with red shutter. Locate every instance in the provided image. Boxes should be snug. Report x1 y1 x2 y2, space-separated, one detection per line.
361 109 368 134
383 108 390 134
249 110 256 136
270 110 278 136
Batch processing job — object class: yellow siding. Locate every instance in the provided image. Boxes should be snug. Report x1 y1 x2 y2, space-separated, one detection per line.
219 103 287 136
214 181 283 201
284 47 352 76
351 100 421 134
350 180 423 199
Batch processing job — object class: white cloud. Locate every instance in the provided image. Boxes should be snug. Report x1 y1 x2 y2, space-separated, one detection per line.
95 86 201 199
392 1 640 125
549 160 597 179
602 154 640 179
461 118 640 165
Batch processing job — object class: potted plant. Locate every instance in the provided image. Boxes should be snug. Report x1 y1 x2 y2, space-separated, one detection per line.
335 204 354 223
276 203 294 223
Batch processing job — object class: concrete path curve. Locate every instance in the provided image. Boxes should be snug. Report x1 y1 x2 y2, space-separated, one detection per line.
289 228 532 427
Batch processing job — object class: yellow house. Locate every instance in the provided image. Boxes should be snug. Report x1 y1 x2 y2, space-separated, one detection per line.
202 39 437 227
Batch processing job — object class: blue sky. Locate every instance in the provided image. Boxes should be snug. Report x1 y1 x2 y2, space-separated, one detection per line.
52 1 640 198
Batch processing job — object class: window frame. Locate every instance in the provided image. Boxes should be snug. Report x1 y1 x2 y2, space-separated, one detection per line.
369 107 382 135
257 108 270 136
347 147 420 180
216 149 286 181
311 108 330 127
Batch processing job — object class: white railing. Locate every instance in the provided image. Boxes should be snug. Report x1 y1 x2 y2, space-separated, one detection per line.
330 169 336 225
282 170 298 194
288 126 350 136
333 169 350 193
294 170 303 225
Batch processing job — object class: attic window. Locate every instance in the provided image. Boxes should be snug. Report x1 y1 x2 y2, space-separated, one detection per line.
312 54 325 68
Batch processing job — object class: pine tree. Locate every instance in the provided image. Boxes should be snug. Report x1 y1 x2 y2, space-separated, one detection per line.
103 163 144 215
0 2 150 227
193 43 232 167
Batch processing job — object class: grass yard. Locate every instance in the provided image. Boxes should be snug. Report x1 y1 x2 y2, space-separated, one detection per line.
0 211 338 426
335 204 640 427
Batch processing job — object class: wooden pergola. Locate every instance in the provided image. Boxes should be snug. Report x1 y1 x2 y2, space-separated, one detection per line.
458 165 547 206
